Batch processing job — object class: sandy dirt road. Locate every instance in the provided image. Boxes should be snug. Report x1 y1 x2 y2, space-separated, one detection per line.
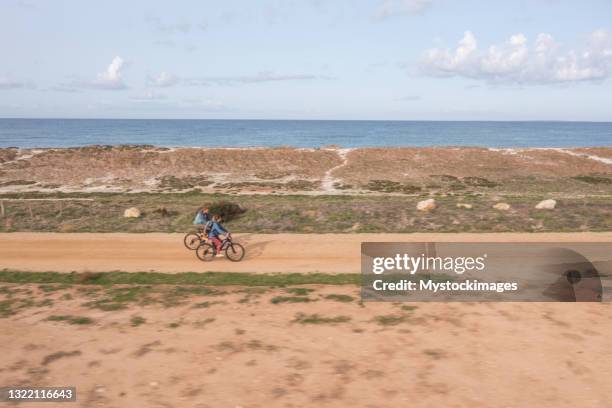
1 232 611 273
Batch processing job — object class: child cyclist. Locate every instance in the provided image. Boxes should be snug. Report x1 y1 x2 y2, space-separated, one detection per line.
207 214 230 254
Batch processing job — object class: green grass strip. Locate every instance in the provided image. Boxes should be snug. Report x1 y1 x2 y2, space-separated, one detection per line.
0 270 361 286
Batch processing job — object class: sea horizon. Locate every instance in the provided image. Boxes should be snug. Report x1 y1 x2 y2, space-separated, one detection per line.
1 118 611 148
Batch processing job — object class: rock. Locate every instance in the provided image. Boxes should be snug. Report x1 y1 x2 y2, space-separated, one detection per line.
456 203 473 209
123 207 141 218
416 198 436 212
535 199 556 210
493 203 511 211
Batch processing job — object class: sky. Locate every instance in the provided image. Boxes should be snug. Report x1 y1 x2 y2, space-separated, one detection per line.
1 0 612 121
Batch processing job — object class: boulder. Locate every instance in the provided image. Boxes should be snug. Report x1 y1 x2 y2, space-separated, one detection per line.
123 207 141 218
535 199 556 210
417 198 436 212
493 203 511 211
456 203 473 209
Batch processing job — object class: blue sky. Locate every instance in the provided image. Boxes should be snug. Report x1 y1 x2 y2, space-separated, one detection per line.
1 0 611 120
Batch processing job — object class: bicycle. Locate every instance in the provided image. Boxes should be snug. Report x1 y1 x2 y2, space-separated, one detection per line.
183 228 207 250
196 234 245 262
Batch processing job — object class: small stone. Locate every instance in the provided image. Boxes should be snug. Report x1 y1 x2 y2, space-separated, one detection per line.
456 203 472 209
535 199 556 210
417 198 436 212
123 207 141 218
149 382 159 388
493 203 511 211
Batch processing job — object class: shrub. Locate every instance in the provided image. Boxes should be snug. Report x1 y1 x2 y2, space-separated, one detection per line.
207 201 246 222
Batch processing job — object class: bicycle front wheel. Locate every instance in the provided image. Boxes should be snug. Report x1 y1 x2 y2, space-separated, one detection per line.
225 243 245 262
184 233 202 250
196 243 216 261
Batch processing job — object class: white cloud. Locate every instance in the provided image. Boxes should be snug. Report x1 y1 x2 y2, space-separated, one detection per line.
375 0 433 19
150 72 180 87
421 30 612 84
92 56 127 90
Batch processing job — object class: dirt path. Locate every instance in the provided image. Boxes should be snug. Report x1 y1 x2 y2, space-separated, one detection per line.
321 148 352 192
1 232 611 273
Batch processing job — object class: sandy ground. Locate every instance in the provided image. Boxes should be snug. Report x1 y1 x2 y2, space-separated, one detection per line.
1 284 611 408
1 232 612 273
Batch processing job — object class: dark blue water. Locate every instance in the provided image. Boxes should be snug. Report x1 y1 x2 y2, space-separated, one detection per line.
0 119 610 148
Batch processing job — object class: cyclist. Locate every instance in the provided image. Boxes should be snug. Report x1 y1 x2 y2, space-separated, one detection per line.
208 214 229 254
193 207 211 233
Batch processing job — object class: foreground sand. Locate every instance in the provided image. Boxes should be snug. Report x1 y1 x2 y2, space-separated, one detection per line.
1 284 611 408
1 232 612 273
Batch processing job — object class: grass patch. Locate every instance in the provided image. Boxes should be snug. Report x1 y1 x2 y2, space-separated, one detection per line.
0 270 361 286
400 305 418 312
0 300 16 317
284 287 315 296
0 191 610 233
38 284 72 292
373 314 411 326
270 296 313 304
293 313 351 325
572 175 612 185
192 301 222 309
47 315 94 325
324 294 354 302
42 350 82 366
130 316 146 327
0 298 36 317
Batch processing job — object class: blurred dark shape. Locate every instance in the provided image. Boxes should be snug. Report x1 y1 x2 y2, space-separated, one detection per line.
542 248 602 302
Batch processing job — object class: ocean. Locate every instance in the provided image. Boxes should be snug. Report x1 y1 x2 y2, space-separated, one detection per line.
0 118 611 148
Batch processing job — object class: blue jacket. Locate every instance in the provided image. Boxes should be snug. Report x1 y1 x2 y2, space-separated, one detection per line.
208 221 228 238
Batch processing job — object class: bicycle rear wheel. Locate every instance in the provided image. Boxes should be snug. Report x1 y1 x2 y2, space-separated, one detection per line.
196 243 216 261
225 243 245 262
184 233 202 250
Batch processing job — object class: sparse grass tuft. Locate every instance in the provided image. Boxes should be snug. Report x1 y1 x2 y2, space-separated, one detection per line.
47 315 94 325
270 296 314 304
324 294 354 302
293 313 351 325
373 314 411 326
572 175 612 185
42 350 81 366
284 287 314 296
130 316 146 327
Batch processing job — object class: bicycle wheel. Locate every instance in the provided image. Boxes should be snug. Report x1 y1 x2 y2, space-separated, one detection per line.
225 243 245 262
196 243 216 261
184 233 202 250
